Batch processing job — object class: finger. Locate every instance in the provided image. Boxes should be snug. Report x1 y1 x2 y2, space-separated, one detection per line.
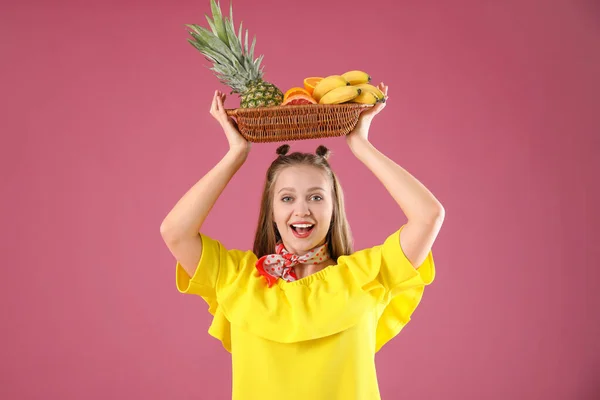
360 106 377 117
217 93 229 120
210 91 219 114
369 103 385 116
377 83 388 100
216 91 223 111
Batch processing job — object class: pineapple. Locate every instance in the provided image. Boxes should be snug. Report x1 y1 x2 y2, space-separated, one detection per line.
186 0 284 108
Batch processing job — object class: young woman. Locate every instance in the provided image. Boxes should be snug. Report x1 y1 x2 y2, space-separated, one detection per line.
160 83 444 400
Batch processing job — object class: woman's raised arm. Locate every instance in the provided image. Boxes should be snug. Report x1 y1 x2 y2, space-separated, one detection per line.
160 90 250 277
346 83 444 268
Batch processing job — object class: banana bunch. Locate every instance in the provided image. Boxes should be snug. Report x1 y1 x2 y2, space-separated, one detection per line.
312 70 386 105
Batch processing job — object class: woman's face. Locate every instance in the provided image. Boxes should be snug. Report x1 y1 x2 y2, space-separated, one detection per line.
272 165 334 256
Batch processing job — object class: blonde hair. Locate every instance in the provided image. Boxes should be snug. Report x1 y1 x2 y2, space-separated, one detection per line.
253 144 354 260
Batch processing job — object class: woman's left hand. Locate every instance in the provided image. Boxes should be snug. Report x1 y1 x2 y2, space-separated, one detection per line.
346 82 389 145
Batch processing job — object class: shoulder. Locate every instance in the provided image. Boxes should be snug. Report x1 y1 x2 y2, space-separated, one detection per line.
201 233 257 261
197 233 258 286
335 226 433 286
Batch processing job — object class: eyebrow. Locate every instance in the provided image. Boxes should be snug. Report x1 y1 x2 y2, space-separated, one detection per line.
278 186 326 194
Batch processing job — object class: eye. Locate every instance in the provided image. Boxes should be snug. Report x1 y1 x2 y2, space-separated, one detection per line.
281 196 293 202
311 195 323 201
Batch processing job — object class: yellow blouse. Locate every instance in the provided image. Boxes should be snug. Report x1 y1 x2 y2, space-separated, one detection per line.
176 225 435 400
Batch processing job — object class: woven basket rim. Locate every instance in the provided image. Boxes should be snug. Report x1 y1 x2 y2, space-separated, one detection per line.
225 103 373 116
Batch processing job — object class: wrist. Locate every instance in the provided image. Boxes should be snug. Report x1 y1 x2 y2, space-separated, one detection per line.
226 146 250 165
347 135 372 157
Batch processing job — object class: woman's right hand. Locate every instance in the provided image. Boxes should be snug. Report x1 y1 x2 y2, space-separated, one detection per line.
210 90 251 154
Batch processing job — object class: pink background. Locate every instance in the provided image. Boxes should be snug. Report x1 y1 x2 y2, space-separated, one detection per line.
2 0 599 399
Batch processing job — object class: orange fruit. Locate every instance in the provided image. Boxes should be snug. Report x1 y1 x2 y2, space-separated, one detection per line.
281 93 318 105
283 87 312 102
303 77 323 95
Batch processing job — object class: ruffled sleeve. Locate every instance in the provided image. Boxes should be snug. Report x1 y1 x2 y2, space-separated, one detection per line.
336 224 435 351
175 233 257 351
372 225 436 351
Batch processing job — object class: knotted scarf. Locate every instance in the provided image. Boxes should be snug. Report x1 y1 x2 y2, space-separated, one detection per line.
255 242 330 287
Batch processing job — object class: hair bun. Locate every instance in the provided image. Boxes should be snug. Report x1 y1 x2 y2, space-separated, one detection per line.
276 144 290 156
315 145 331 160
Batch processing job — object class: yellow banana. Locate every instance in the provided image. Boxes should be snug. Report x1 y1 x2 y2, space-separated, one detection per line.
341 70 371 85
353 83 385 102
312 75 349 102
350 90 378 104
319 86 361 104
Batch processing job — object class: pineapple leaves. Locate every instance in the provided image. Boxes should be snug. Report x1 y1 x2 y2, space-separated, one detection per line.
185 24 206 39
249 35 256 60
186 0 270 93
205 15 218 36
237 21 243 52
224 18 242 61
188 24 244 68
242 53 253 74
254 54 264 71
187 34 234 72
209 0 229 47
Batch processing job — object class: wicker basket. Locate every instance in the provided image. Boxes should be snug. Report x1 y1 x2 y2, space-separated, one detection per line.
225 103 373 143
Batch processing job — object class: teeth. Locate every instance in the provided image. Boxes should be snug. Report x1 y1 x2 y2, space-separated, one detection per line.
292 224 313 228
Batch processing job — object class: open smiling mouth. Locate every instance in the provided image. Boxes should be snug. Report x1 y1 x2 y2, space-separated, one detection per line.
290 224 314 238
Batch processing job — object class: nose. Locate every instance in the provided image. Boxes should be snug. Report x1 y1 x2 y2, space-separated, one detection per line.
294 199 311 217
